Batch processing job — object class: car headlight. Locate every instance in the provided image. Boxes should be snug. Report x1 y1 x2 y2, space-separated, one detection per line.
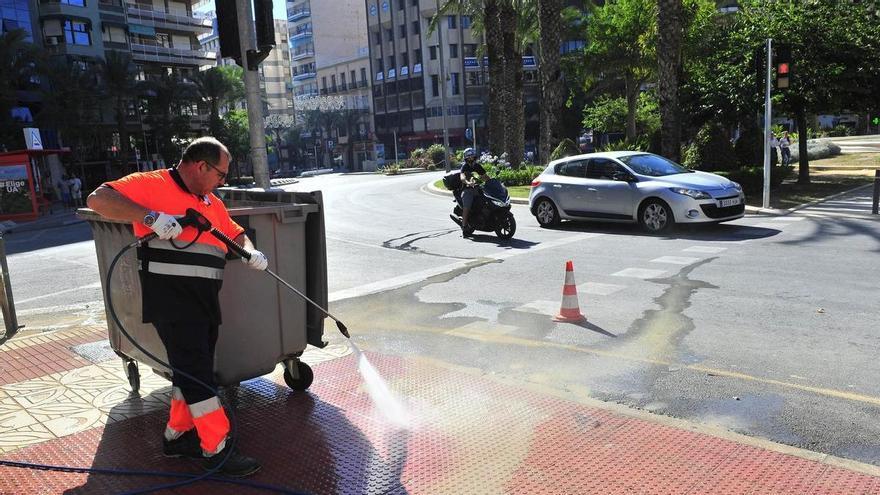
670 187 712 200
730 181 742 191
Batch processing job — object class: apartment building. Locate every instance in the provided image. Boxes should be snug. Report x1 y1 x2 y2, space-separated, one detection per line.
288 0 374 170
365 0 540 159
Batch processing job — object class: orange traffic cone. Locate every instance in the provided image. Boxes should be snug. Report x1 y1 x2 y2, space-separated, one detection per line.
553 260 586 323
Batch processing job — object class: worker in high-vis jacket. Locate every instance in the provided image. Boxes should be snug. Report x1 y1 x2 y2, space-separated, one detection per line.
87 137 266 477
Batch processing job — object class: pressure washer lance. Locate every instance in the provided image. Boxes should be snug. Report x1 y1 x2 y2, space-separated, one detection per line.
140 208 350 339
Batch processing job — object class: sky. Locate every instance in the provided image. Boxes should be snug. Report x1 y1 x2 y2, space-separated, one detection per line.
196 0 289 22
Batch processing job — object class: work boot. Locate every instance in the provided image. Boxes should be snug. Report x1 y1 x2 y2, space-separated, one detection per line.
203 444 261 477
162 429 202 459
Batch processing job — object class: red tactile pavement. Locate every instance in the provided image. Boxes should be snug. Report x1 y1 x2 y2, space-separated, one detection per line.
1 352 879 495
0 329 106 386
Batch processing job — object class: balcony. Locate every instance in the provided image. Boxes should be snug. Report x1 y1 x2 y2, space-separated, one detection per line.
130 42 216 66
290 30 312 42
291 50 314 61
126 5 213 34
288 7 310 21
292 71 316 81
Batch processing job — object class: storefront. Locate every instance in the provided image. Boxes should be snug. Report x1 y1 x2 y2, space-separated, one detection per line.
0 149 69 221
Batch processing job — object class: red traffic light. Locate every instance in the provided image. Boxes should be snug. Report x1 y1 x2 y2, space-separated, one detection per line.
777 62 790 75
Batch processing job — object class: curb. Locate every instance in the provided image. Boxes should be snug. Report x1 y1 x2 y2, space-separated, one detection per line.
426 180 874 216
423 179 530 205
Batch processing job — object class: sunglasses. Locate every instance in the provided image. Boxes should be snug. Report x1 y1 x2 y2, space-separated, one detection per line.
203 161 227 181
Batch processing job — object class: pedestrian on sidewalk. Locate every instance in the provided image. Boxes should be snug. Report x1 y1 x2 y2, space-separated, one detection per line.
68 174 83 208
769 134 779 167
85 136 268 478
779 131 792 166
57 175 71 210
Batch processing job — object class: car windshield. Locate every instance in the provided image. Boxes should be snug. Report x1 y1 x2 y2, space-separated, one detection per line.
618 153 692 177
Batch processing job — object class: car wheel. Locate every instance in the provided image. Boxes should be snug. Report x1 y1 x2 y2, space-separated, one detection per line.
639 199 674 233
534 198 560 227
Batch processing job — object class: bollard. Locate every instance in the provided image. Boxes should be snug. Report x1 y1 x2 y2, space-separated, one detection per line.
0 234 19 340
873 170 879 215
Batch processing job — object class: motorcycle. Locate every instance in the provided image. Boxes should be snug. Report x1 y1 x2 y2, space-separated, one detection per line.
443 171 516 240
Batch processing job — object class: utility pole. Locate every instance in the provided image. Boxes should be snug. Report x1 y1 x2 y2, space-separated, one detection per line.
435 0 451 172
393 130 399 165
762 38 772 209
236 0 270 188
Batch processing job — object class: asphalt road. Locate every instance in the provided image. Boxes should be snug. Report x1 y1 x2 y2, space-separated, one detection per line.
3 171 879 465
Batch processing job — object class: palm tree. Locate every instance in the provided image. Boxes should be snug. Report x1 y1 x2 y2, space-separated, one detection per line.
657 0 683 161
37 58 102 175
538 0 564 164
194 65 244 137
99 51 140 174
142 72 198 163
499 0 525 168
0 29 40 149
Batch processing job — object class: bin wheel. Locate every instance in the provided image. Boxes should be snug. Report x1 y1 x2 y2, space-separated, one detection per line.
124 360 140 394
283 361 314 391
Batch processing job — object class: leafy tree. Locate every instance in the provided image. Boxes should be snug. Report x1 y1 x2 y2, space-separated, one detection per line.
221 109 250 178
142 72 197 164
583 91 659 137
583 0 656 140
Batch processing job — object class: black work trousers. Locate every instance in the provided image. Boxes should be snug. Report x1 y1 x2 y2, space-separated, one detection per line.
154 321 219 405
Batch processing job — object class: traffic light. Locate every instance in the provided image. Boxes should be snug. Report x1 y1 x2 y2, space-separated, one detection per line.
215 0 241 66
254 0 275 52
775 43 791 89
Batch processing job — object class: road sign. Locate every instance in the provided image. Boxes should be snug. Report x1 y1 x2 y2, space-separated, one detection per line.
23 128 42 150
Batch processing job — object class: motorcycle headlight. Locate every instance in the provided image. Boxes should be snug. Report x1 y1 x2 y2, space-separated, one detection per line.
670 187 712 200
492 199 506 208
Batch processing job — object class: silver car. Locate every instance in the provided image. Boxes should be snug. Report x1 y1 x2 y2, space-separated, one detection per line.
528 151 745 233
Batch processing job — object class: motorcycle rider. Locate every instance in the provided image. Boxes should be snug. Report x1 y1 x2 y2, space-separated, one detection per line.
459 148 490 236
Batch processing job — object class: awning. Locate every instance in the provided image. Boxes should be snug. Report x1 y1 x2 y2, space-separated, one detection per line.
128 24 156 36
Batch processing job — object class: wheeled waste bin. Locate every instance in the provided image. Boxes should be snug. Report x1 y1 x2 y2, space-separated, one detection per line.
79 188 328 393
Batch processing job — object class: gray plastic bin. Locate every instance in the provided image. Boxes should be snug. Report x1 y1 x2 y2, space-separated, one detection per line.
80 188 328 393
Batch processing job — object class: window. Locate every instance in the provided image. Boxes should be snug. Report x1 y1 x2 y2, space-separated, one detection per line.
387 55 395 68
466 72 482 86
429 45 437 60
156 32 170 48
461 15 471 28
411 0 417 5
431 75 439 97
414 48 422 64
399 24 406 38
586 158 624 180
447 15 456 28
322 76 327 89
385 28 393 42
376 58 384 71
401 52 409 66
331 75 336 91
449 43 458 58
340 72 346 89
412 20 420 35
350 70 356 86
464 43 477 57
373 31 381 45
360 67 367 84
555 160 587 178
450 72 459 95
398 0 404 9
64 20 90 45
62 0 86 6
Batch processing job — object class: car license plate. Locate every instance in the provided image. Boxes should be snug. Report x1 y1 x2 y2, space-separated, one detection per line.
720 197 741 207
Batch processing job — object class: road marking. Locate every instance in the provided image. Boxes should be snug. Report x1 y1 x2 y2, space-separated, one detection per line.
577 282 625 296
611 268 666 279
514 300 559 315
326 236 390 251
329 233 603 301
446 329 880 407
769 217 806 222
683 246 727 254
15 283 103 305
650 256 700 265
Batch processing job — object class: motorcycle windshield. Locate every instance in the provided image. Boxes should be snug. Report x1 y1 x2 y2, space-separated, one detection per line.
483 178 509 203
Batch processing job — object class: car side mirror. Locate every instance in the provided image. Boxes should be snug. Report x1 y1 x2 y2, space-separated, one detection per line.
613 172 635 182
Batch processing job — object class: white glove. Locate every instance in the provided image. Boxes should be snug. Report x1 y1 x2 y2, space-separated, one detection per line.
242 249 268 270
150 212 183 240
